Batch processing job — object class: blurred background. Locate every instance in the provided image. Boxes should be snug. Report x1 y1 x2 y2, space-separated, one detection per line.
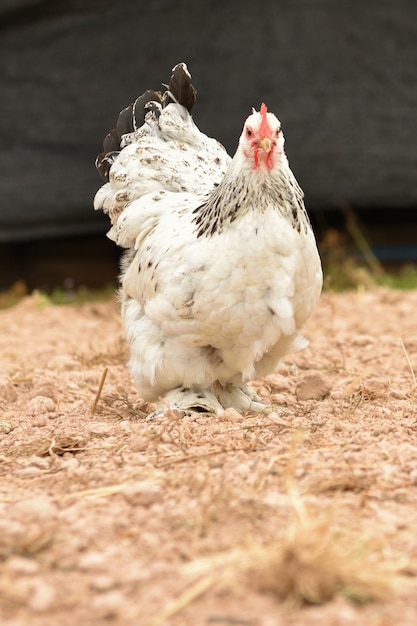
1 0 416 295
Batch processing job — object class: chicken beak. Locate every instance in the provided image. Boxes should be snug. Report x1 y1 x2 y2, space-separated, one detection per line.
258 137 273 153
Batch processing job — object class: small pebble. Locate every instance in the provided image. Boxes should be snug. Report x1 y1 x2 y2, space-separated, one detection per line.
27 579 56 612
27 396 56 416
5 555 40 575
0 420 14 433
31 414 48 427
90 575 116 591
121 481 163 507
295 372 332 401
47 355 79 371
91 590 126 618
12 494 57 522
78 551 109 572
88 422 114 436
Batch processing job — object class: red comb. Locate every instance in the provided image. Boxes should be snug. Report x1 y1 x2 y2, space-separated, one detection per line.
259 102 271 136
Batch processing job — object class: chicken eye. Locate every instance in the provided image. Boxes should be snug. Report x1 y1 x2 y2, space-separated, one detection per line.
246 128 253 138
275 128 281 136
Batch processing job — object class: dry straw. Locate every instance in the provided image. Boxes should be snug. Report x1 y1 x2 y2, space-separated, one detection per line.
147 493 406 624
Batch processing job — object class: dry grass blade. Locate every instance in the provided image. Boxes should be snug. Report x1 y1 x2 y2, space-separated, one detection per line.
62 485 125 500
400 338 417 390
19 435 87 457
146 573 218 626
244 529 392 605
181 498 404 611
94 391 150 419
91 367 108 414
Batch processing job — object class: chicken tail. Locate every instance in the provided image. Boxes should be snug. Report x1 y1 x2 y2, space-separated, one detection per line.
95 62 196 182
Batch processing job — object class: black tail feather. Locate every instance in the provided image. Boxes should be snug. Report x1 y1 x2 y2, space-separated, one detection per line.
95 150 120 182
132 89 163 129
116 104 135 138
163 63 196 112
102 128 120 154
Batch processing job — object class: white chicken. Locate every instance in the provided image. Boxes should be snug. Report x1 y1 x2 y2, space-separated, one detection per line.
94 62 322 416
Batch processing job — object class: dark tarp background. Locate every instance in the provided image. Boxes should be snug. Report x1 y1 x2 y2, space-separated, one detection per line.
0 0 416 285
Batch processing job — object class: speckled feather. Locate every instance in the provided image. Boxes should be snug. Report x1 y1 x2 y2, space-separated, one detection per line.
94 64 229 228
94 63 322 414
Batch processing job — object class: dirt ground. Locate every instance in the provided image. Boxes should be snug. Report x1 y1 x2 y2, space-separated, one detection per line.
1 286 417 625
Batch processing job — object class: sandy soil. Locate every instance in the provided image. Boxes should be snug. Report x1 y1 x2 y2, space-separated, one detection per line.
1 287 417 625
